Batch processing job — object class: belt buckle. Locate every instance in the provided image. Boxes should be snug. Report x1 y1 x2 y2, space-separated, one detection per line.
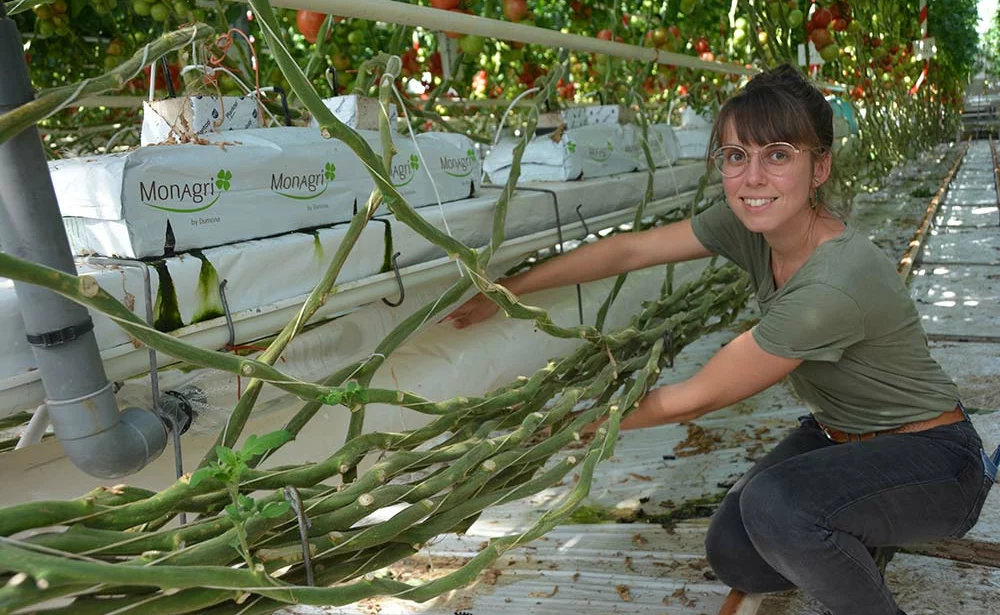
820 424 837 442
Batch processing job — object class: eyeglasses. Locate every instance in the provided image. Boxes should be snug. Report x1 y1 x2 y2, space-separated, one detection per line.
711 142 808 178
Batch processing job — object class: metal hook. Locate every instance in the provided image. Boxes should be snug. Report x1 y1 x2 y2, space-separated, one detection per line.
575 204 591 236
269 85 293 126
483 184 584 326
382 252 405 307
219 279 235 348
283 486 315 586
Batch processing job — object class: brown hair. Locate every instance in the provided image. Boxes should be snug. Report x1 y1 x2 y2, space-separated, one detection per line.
708 64 834 158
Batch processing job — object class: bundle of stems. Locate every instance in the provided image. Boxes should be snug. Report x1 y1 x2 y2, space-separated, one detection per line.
0 262 749 615
0 1 751 612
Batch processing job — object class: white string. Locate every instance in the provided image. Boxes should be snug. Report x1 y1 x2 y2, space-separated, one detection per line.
391 81 464 276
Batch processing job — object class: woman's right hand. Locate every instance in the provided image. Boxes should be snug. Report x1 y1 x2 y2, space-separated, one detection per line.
443 292 502 329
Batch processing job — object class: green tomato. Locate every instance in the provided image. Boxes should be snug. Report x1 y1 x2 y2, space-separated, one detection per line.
133 0 150 15
347 30 365 45
734 17 748 30
819 43 839 63
173 1 190 16
150 2 170 21
37 20 55 37
732 28 746 44
680 0 696 14
104 56 120 71
459 34 485 55
787 9 803 28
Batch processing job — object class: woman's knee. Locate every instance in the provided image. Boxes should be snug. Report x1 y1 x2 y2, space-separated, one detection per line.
738 470 805 542
705 495 786 593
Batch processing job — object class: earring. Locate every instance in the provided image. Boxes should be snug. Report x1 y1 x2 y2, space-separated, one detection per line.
809 187 819 209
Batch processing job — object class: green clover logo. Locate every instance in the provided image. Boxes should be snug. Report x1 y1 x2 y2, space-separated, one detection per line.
409 154 420 171
216 169 232 191
607 140 614 151
466 148 476 160
324 162 336 181
567 141 577 153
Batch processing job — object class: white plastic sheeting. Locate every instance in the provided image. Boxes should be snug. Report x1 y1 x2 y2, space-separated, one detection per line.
483 123 685 183
0 260 710 506
0 162 707 414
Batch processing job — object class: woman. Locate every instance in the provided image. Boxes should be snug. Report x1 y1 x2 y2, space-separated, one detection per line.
445 65 992 615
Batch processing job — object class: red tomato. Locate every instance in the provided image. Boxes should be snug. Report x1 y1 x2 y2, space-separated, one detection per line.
831 17 848 32
502 0 528 22
694 37 710 54
430 0 460 8
811 7 832 29
296 10 325 44
596 29 613 41
428 51 443 77
667 25 682 41
810 27 833 49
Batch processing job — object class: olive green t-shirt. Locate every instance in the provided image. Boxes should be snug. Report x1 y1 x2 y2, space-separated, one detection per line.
691 202 959 433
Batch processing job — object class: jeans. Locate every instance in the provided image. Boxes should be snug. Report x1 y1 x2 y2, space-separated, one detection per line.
705 416 993 615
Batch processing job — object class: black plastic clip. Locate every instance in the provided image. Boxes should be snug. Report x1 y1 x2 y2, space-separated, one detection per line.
326 67 339 96
161 56 176 98
270 85 293 126
382 252 405 307
663 330 675 368
219 279 235 348
26 319 95 347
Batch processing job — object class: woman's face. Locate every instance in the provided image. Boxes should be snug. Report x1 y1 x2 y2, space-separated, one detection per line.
718 122 830 236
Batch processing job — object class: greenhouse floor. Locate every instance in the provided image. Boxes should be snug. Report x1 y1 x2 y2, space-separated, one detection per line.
280 141 1000 615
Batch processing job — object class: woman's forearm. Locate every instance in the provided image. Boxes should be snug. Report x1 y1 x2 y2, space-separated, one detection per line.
505 219 709 296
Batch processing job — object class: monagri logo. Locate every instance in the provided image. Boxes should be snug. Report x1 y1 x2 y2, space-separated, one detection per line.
391 154 420 187
587 140 613 162
140 169 231 213
271 162 336 200
440 148 478 178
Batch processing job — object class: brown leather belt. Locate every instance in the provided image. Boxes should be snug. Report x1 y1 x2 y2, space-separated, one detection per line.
816 406 966 443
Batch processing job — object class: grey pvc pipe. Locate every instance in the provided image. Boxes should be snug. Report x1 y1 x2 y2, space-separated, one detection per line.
0 5 168 478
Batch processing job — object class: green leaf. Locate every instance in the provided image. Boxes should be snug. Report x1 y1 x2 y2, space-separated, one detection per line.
216 446 239 468
224 503 241 520
237 494 256 511
322 389 345 405
260 501 291 519
188 467 216 488
241 430 293 457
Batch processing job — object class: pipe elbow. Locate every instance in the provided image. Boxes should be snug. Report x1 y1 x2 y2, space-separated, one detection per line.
46 384 168 479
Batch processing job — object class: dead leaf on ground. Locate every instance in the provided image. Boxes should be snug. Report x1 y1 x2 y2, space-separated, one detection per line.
528 585 559 598
615 584 632 602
